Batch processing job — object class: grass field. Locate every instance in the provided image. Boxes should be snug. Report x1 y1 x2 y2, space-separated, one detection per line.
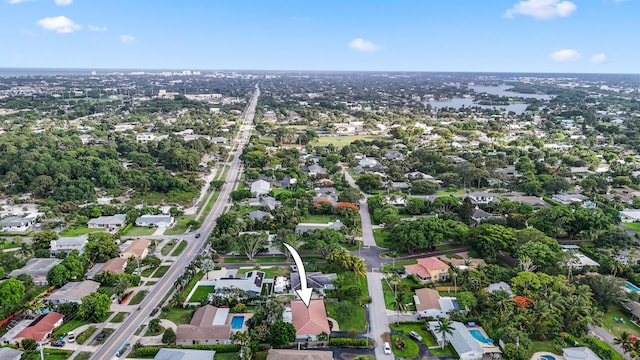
2 240 22 249
602 304 640 338
215 353 239 360
301 214 336 223
391 334 419 358
382 278 420 311
160 306 194 325
237 266 290 279
171 240 187 256
76 326 96 344
75 352 93 360
381 259 417 273
110 312 127 323
272 188 294 197
152 265 170 278
623 222 640 231
189 285 215 302
59 226 102 237
21 349 73 360
128 290 147 305
373 228 390 247
52 320 89 339
326 301 366 332
122 226 156 236
160 239 177 255
434 188 466 196
315 135 381 146
164 216 196 235
141 267 156 277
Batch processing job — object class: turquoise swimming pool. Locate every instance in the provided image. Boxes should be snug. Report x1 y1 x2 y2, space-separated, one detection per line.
469 329 492 343
540 355 556 360
231 315 245 330
626 281 640 293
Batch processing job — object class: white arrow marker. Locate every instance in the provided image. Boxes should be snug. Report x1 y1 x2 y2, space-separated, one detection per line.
283 243 312 308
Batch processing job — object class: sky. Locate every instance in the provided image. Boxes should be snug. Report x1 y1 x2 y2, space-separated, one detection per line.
0 0 638 73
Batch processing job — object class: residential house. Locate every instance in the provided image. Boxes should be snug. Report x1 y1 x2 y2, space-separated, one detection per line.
291 272 336 295
120 239 151 260
495 166 520 178
427 321 483 360
47 280 100 304
176 305 231 345
13 312 64 343
563 347 602 360
50 238 87 255
391 182 410 192
9 258 62 286
306 164 327 177
136 133 164 143
404 257 450 283
313 187 339 206
286 300 331 341
505 196 549 207
0 215 37 233
79 134 92 145
96 257 128 276
384 150 404 161
277 175 297 189
135 214 174 228
266 349 333 360
206 270 265 296
249 210 273 221
260 196 281 210
0 347 22 360
250 180 271 197
414 288 458 319
87 214 127 233
471 207 502 224
154 348 217 360
552 193 588 205
620 209 640 223
359 158 380 168
466 192 498 204
273 276 290 294
295 220 343 234
485 282 515 297
405 171 438 182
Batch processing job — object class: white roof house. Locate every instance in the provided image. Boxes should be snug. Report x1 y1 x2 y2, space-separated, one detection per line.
47 280 100 304
135 214 174 228
428 321 483 360
250 180 271 197
485 282 514 297
563 347 602 360
0 215 37 233
87 214 127 232
50 238 87 255
620 209 640 223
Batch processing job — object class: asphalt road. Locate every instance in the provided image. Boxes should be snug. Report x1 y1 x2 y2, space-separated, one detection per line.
91 85 260 360
366 272 394 360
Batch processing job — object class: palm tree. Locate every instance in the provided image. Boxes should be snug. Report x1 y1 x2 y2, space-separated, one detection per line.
200 258 216 280
351 258 367 278
16 242 33 260
434 318 455 350
390 294 406 325
231 331 251 346
614 331 633 355
610 260 626 277
169 292 186 308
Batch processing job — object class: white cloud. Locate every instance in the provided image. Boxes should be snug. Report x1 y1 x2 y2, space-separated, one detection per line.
37 16 81 33
7 0 28 4
349 38 381 52
120 34 135 43
549 49 582 61
54 0 72 5
591 53 608 64
505 0 577 19
88 25 107 32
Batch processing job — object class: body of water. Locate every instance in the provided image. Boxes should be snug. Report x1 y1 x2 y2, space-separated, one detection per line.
424 98 530 114
469 329 493 344
469 85 555 100
231 315 245 330
626 281 640 293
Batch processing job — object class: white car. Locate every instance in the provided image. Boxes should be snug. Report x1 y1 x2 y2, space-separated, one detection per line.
409 330 423 342
383 341 391 355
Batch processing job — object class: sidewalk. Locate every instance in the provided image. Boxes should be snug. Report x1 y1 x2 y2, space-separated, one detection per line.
589 325 631 360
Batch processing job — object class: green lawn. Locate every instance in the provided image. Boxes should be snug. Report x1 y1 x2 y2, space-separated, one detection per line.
300 214 336 223
215 353 239 360
529 341 558 354
171 240 188 256
59 226 102 237
391 334 420 358
128 290 148 305
237 266 290 279
52 320 89 339
373 228 389 247
434 188 466 196
326 301 366 332
381 259 417 273
315 135 381 146
272 188 294 197
76 326 96 344
382 278 421 311
151 265 170 278
145 325 165 337
111 312 127 323
623 222 640 231
189 285 215 302
2 240 21 249
75 353 93 360
122 226 156 236
164 216 196 235
602 304 640 338
160 306 194 325
161 240 178 255
141 267 156 277
21 350 73 360
589 337 625 360
199 191 220 221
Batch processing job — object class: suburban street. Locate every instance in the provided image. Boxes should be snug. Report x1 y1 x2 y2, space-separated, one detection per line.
90 85 260 360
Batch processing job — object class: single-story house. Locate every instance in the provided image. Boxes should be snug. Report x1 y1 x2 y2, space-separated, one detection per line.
0 347 22 360
206 270 265 296
250 180 271 197
50 238 87 255
248 210 273 221
291 272 336 295
485 282 515 297
47 280 100 304
471 207 502 224
98 257 128 275
563 347 602 360
154 348 217 360
135 214 174 228
466 192 498 204
286 300 331 341
428 321 483 360
87 214 127 233
414 288 458 319
404 257 450 283
14 312 64 343
552 193 588 205
306 164 328 177
505 196 549 207
273 276 290 294
120 239 151 260
260 196 281 210
295 220 343 234
176 305 231 345
620 209 640 223
0 215 37 233
266 349 333 360
9 258 63 286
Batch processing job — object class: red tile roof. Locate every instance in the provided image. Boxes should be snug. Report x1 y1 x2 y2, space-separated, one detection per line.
291 300 330 336
15 312 64 342
404 264 431 279
417 257 449 271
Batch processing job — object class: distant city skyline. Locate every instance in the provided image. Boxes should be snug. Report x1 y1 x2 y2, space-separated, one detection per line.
1 0 638 74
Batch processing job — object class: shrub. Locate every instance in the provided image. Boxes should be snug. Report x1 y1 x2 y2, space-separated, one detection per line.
329 338 368 348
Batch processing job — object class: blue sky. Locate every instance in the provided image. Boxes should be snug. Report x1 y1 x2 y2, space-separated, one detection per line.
0 0 637 73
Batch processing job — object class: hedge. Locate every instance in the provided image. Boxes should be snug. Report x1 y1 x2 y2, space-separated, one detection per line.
130 344 240 358
329 338 368 348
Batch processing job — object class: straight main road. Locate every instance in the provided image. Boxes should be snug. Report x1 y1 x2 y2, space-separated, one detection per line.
91 85 260 360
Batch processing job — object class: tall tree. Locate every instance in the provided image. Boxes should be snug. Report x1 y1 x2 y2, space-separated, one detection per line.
234 232 268 261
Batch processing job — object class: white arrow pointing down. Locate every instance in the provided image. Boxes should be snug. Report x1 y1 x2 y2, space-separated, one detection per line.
283 243 312 308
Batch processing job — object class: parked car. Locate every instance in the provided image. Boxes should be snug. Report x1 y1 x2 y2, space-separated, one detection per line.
290 265 298 272
51 340 65 347
383 342 391 355
67 331 75 343
409 331 423 342
96 331 106 341
150 307 160 317
195 233 201 238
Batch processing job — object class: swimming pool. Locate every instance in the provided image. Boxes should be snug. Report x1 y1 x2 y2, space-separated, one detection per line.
231 315 245 330
469 329 492 344
626 281 640 293
452 299 460 310
539 355 556 360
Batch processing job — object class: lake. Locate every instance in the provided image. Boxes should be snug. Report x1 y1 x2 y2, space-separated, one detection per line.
424 98 530 114
469 85 555 100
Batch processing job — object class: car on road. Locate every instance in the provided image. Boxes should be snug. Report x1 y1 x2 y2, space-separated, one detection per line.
383 341 391 354
195 233 201 238
409 331 423 342
150 307 160 316
67 331 75 343
290 265 298 272
51 340 65 347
